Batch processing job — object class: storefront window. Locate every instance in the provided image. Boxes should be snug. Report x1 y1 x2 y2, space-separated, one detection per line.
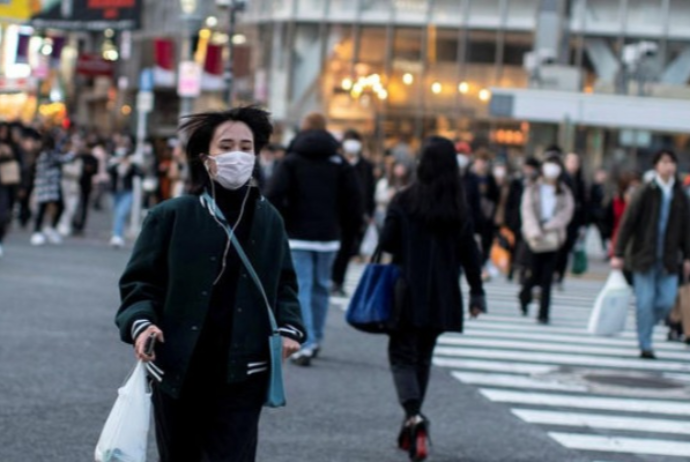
467 30 497 65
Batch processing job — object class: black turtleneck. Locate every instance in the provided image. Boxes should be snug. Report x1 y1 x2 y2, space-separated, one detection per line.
184 183 259 392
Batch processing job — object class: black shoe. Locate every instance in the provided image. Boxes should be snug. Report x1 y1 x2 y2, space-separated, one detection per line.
331 285 347 297
290 349 313 366
408 416 430 462
397 420 412 452
537 317 549 325
640 350 657 360
520 303 528 316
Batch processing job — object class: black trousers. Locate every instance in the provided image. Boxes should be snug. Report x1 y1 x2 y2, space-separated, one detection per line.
332 229 363 286
72 185 92 232
519 251 558 321
388 329 441 418
34 198 64 233
0 186 12 243
152 374 266 462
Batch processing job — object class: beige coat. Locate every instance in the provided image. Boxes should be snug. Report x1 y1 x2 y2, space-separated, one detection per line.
521 181 575 246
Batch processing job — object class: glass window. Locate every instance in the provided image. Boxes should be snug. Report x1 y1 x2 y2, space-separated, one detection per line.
502 32 532 66
358 27 388 67
431 28 459 64
330 0 359 21
360 0 392 20
585 0 622 34
394 0 428 23
467 30 497 64
393 27 423 62
626 0 663 35
668 0 690 39
296 0 324 17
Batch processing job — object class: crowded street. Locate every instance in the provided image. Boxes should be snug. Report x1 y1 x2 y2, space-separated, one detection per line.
2 214 690 461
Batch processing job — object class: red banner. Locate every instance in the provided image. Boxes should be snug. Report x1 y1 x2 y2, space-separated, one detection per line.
76 54 115 77
154 38 175 71
204 44 223 76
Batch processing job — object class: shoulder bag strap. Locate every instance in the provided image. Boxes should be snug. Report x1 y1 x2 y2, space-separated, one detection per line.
201 192 279 333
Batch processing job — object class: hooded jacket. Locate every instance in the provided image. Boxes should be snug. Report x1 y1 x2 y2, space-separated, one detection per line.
267 129 363 245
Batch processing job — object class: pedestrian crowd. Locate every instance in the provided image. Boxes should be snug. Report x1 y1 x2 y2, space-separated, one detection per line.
5 109 687 462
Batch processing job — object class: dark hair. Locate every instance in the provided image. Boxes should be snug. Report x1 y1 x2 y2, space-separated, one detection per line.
404 136 467 229
301 112 327 131
653 149 678 166
343 129 362 141
179 106 273 194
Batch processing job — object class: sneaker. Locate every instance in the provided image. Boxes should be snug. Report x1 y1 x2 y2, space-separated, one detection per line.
640 350 657 360
57 223 71 237
45 228 62 245
290 349 314 367
110 236 125 248
31 233 46 246
331 285 347 298
312 344 321 358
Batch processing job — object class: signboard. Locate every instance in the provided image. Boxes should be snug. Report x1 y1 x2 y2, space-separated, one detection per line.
0 76 37 93
136 91 154 112
620 129 652 148
0 0 40 21
177 61 202 98
76 53 115 77
31 0 142 31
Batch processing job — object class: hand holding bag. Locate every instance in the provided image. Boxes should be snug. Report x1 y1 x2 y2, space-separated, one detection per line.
95 361 152 462
202 192 286 408
346 248 401 333
527 229 561 253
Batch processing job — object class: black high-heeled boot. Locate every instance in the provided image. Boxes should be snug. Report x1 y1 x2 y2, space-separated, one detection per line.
397 419 412 451
408 416 431 462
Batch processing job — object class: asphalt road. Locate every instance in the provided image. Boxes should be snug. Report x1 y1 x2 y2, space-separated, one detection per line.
0 215 590 462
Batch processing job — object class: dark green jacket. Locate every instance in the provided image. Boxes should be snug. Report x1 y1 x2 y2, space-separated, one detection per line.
116 194 304 398
614 180 690 274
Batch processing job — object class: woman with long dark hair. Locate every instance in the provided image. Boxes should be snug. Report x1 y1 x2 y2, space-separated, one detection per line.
116 107 305 461
379 136 486 462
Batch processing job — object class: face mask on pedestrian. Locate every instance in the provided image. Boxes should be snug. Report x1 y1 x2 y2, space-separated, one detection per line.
457 154 470 170
493 167 507 180
343 139 362 156
542 163 562 180
206 151 256 190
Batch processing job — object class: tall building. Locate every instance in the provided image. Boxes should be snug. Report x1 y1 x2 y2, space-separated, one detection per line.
243 0 690 167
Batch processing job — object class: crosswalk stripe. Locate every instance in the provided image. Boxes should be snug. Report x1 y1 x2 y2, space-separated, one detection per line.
548 432 690 457
451 372 588 392
434 346 690 372
465 318 668 340
437 336 690 361
448 329 687 352
480 388 690 416
432 357 556 374
512 409 690 436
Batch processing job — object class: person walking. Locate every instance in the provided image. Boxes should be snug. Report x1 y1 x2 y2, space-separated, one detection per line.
108 149 141 248
379 136 485 462
519 156 574 324
17 128 42 228
555 152 588 288
31 134 74 246
375 159 411 231
467 149 499 277
267 113 363 366
116 107 305 462
0 137 21 257
332 129 375 296
589 169 609 254
72 141 100 235
611 149 690 359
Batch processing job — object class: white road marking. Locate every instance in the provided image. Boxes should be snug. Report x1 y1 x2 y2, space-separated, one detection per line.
549 432 690 457
432 357 556 374
451 372 588 392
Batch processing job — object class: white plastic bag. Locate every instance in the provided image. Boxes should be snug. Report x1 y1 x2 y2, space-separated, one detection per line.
95 361 151 462
360 223 379 257
587 270 632 336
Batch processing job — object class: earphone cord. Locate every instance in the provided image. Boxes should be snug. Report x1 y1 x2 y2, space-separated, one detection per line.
206 163 252 285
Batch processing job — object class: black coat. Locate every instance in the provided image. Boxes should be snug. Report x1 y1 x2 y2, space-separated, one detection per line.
463 172 484 235
267 130 363 242
505 178 526 237
352 157 376 218
379 191 484 332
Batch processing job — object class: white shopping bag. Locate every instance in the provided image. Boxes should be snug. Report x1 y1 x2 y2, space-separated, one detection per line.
360 223 379 257
95 361 151 462
587 270 632 336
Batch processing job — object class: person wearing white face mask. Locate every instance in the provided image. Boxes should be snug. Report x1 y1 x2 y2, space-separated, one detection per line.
116 107 305 462
332 129 376 296
519 156 574 324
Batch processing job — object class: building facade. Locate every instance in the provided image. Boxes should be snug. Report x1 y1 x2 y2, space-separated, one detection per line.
243 0 690 168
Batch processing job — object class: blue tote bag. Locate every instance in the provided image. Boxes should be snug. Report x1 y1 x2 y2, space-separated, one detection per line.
346 249 401 333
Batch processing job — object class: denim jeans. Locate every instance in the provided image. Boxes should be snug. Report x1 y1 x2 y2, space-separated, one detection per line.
633 263 679 351
291 249 337 351
112 191 134 238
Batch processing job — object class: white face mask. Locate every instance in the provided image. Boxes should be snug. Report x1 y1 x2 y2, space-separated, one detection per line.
493 167 507 180
542 163 562 180
207 150 256 190
343 139 362 155
457 154 470 170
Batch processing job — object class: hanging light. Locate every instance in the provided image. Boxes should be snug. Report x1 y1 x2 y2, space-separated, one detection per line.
478 88 491 102
458 81 469 94
378 89 388 100
431 82 442 94
341 77 353 91
403 73 414 85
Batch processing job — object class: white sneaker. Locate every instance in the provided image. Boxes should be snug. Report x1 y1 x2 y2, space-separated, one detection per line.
110 236 125 248
57 223 71 237
45 228 62 245
31 233 46 246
